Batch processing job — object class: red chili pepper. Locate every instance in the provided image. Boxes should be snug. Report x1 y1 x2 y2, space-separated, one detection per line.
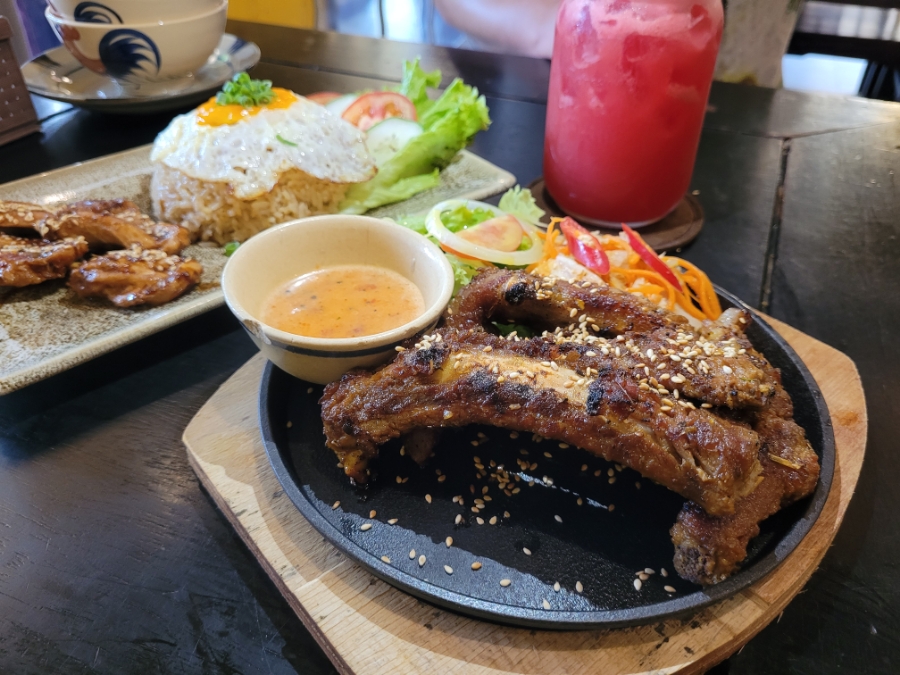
621 224 683 291
558 217 610 275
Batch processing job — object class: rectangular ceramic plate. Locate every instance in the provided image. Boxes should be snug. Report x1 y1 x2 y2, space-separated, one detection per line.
0 146 516 395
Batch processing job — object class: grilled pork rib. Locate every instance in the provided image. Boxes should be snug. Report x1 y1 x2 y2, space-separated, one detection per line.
446 269 778 409
319 269 819 584
671 387 820 584
322 328 763 516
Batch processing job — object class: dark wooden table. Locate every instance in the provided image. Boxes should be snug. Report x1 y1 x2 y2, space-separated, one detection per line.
1 22 897 674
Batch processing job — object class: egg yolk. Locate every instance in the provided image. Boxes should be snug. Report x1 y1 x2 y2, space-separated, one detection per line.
196 88 298 126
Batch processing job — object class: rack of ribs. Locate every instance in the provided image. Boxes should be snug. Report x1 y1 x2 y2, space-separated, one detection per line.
319 268 820 584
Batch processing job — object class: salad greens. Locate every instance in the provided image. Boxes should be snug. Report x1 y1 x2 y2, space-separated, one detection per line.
391 212 485 293
217 73 275 107
393 187 544 235
498 186 545 225
341 59 491 213
435 203 533 251
445 252 488 293
390 185 546 293
438 205 495 232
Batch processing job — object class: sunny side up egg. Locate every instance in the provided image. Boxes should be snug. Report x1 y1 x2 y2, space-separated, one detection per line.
150 89 377 200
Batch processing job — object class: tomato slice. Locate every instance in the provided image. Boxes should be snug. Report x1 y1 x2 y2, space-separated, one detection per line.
558 217 610 275
341 92 417 131
621 224 683 291
306 91 342 105
456 215 525 253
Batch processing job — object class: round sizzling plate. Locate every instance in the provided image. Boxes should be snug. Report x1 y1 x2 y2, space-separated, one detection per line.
260 288 835 630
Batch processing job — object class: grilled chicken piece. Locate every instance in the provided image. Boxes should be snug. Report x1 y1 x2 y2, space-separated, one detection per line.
68 246 202 307
322 328 763 516
671 387 819 585
446 268 778 409
48 199 191 254
0 200 56 236
0 234 89 287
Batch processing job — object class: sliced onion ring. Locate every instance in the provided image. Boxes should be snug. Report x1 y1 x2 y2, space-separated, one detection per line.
425 199 545 266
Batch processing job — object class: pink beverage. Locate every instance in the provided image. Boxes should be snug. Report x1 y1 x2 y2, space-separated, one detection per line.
544 0 724 226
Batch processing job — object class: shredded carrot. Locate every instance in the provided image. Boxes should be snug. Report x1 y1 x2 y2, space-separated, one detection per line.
630 283 665 300
524 221 721 321
595 235 631 251
527 219 563 273
663 257 722 319
609 266 677 311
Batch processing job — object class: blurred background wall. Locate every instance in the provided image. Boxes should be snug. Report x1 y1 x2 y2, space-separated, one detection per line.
2 1 898 99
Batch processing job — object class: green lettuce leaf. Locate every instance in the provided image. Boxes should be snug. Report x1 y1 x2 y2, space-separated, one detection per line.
397 58 441 116
341 62 491 213
342 171 441 215
391 213 428 234
445 252 487 294
439 204 494 232
498 185 545 225
418 79 490 133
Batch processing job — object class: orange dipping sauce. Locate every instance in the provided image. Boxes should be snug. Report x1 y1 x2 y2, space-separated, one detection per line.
261 265 425 339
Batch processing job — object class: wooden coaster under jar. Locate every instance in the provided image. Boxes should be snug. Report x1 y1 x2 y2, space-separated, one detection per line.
528 177 704 253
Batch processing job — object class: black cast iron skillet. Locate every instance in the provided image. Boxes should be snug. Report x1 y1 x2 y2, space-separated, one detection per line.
259 288 834 630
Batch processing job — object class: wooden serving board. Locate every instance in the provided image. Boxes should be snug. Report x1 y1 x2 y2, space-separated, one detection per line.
183 318 866 675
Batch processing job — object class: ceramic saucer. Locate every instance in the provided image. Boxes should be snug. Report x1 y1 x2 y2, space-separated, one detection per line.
22 33 260 114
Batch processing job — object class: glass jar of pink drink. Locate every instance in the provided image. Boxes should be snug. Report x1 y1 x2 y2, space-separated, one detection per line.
544 0 724 227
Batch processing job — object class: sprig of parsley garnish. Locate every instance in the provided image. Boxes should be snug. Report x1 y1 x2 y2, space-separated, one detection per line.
216 72 275 107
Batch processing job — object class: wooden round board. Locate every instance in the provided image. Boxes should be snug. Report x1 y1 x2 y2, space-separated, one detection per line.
183 316 866 674
256 291 835 630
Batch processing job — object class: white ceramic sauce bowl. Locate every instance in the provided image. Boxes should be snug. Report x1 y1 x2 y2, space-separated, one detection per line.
47 0 220 24
45 1 226 83
222 215 455 385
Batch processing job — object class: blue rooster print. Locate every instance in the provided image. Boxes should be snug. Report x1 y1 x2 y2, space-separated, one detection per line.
73 2 123 24
99 29 162 79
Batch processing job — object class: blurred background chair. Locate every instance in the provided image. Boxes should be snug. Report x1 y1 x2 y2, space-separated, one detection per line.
790 1 900 100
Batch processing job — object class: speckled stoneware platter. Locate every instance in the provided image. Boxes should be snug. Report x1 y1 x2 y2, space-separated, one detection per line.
258 290 835 630
0 146 515 395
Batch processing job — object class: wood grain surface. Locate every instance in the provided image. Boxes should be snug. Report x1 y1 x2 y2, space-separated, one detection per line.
183 318 865 675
